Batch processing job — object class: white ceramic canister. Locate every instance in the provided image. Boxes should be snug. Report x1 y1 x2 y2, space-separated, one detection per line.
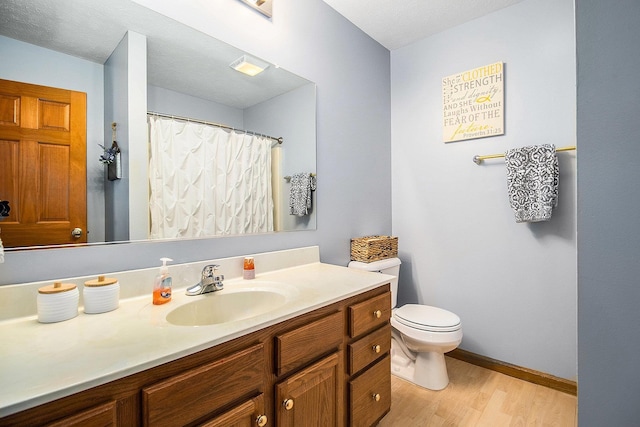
83 275 120 314
37 282 79 323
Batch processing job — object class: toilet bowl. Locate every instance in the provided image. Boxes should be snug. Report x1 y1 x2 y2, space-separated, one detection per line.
348 258 463 391
391 304 462 390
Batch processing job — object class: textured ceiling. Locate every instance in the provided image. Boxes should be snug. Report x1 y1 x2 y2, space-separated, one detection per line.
0 0 309 109
322 0 526 50
0 0 527 108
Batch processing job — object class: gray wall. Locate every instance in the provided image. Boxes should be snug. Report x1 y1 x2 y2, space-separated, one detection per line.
391 0 576 380
0 0 391 284
147 85 244 129
103 32 132 242
576 0 640 424
103 30 149 243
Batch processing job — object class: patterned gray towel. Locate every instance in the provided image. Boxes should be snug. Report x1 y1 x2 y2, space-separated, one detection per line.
289 173 316 216
505 144 559 223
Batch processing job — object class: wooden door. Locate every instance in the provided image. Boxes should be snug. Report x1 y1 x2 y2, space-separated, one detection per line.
0 79 87 248
276 353 341 427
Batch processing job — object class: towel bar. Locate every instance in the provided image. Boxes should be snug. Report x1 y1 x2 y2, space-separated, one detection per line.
473 146 576 165
284 173 316 182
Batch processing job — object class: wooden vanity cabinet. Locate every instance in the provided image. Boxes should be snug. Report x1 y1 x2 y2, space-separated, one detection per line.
0 284 391 427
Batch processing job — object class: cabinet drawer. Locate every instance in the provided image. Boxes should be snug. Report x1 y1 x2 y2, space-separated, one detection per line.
349 292 391 338
142 343 264 427
348 323 391 375
275 311 343 376
46 401 116 427
199 394 266 427
349 355 391 427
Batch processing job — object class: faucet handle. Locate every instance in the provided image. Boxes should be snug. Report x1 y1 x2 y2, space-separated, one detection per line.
202 264 216 275
202 264 224 283
213 265 224 282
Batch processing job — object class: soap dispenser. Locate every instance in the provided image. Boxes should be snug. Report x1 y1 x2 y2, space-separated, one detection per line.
153 257 173 305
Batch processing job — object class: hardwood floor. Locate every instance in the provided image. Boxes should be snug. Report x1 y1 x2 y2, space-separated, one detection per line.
378 356 577 426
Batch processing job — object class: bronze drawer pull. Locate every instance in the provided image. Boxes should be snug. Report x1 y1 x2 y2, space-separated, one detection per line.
256 414 268 426
372 344 381 353
372 393 381 402
373 309 382 319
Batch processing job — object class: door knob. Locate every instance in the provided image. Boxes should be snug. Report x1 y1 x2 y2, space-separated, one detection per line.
71 228 83 238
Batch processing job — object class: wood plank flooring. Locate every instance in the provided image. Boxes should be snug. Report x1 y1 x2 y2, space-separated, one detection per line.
377 356 576 426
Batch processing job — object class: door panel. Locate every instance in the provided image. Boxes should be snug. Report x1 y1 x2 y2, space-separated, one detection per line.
0 79 87 247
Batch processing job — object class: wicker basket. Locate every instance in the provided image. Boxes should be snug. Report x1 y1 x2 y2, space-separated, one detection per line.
350 235 398 263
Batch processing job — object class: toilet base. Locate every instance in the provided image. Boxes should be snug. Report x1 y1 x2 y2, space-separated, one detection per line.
413 351 450 390
391 338 451 391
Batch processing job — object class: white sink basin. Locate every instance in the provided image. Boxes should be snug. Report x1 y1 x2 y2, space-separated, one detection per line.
166 281 294 326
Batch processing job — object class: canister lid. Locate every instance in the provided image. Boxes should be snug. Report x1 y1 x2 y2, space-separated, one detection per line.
84 275 118 287
38 282 77 294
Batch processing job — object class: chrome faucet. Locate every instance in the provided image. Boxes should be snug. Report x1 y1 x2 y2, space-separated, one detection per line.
186 264 225 296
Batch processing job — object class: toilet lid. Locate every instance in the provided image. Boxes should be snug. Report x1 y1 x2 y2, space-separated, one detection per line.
394 304 461 332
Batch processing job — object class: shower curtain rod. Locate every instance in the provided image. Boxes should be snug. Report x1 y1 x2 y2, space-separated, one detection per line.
473 145 576 164
147 111 283 144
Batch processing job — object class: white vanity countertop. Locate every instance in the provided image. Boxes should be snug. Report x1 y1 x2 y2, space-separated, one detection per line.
0 259 391 417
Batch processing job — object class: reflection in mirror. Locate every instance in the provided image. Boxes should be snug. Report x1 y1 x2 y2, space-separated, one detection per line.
0 0 316 251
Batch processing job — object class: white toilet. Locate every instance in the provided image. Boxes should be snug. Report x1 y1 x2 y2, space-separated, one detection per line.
348 257 463 390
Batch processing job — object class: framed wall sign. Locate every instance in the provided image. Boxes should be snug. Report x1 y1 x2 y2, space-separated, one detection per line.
442 61 504 143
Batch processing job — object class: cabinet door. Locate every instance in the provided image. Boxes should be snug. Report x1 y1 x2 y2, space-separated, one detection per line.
275 353 342 427
199 394 267 427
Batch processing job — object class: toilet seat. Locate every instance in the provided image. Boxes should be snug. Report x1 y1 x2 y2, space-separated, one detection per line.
394 304 461 332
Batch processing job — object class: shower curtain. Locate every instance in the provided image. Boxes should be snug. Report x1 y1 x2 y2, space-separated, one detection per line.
148 116 274 239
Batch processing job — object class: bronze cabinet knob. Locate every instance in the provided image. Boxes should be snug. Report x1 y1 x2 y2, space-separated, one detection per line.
283 398 294 411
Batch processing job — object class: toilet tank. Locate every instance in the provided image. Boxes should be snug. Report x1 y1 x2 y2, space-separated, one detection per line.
348 257 401 308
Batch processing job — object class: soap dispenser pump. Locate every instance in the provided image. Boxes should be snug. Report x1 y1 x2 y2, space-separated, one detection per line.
153 257 173 305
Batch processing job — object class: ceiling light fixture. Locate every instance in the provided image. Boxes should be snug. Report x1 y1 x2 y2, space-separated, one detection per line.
238 0 273 18
229 55 270 77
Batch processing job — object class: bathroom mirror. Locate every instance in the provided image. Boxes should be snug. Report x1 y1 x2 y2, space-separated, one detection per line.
0 0 317 250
